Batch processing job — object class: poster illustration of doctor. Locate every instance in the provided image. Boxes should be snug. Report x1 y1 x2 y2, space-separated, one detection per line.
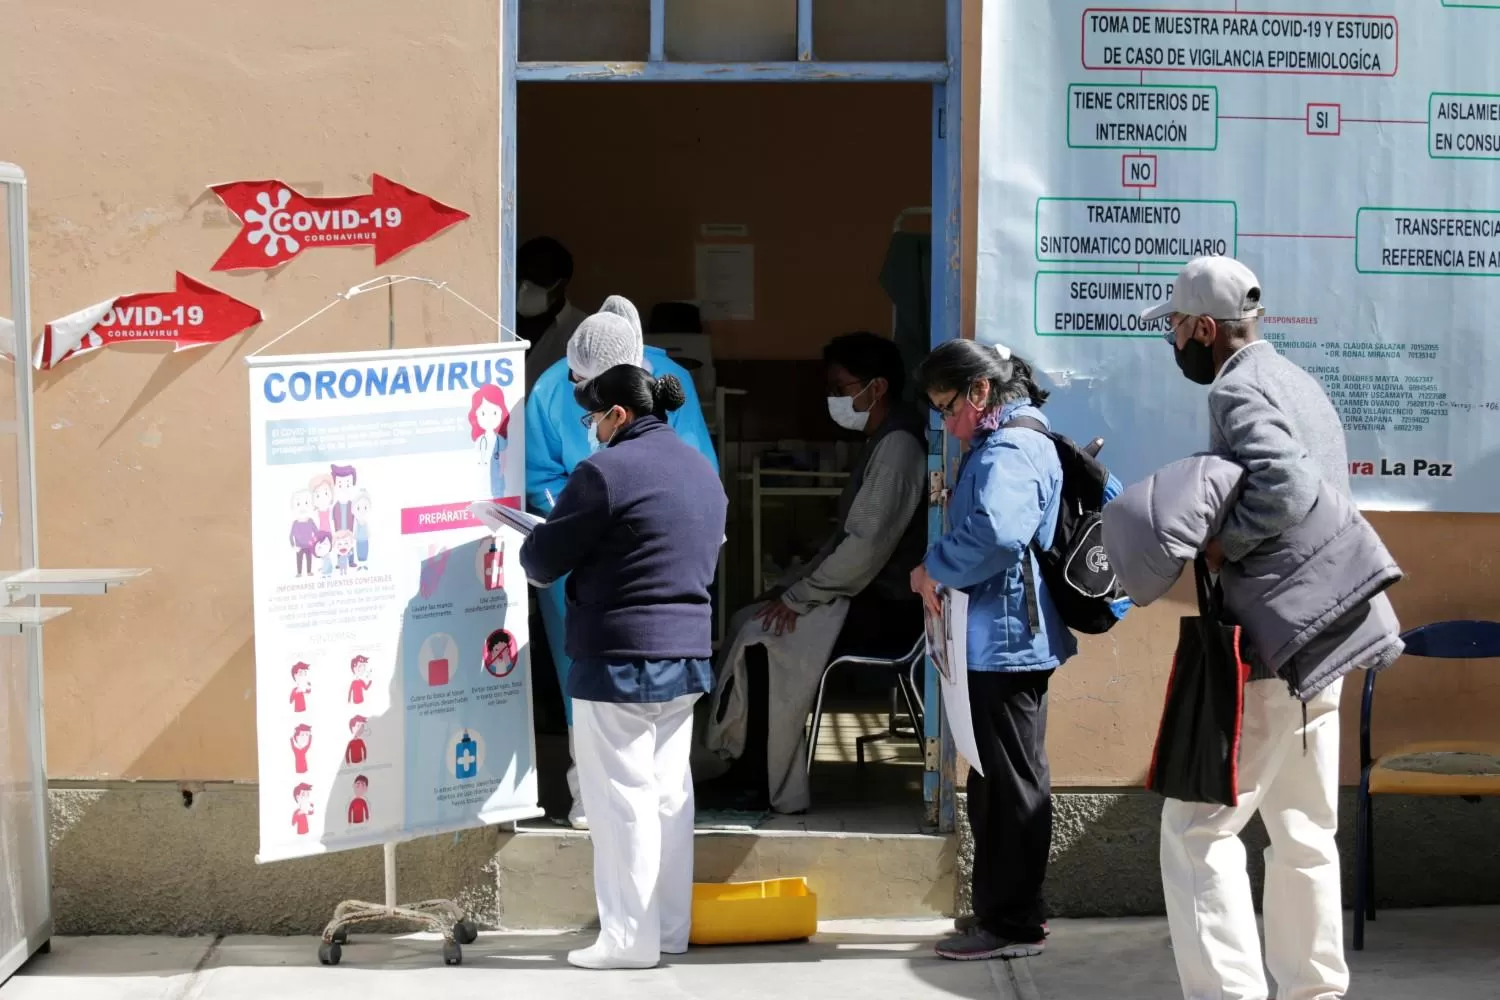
468 383 511 501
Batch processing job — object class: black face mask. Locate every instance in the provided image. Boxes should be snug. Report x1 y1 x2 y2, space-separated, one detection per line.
1174 337 1217 385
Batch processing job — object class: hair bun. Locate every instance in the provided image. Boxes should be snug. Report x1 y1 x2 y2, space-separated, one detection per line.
652 374 687 413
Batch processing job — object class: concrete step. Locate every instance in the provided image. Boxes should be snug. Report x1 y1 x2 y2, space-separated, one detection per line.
494 825 957 929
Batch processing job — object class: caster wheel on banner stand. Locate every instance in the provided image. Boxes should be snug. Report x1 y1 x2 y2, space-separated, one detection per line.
454 920 479 945
443 940 463 966
318 941 342 966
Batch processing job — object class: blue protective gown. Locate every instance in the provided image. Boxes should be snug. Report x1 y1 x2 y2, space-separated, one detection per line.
525 347 719 723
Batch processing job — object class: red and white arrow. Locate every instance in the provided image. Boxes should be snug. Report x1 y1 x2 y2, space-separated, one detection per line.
209 174 470 271
38 273 263 370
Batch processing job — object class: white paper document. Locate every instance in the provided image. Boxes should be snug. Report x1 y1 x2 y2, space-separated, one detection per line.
694 244 755 321
926 587 983 778
468 501 545 537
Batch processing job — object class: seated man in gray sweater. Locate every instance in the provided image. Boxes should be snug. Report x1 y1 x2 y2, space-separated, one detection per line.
1141 256 1354 1000
697 333 928 814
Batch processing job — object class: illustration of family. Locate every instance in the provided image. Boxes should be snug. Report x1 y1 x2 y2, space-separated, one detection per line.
289 463 372 578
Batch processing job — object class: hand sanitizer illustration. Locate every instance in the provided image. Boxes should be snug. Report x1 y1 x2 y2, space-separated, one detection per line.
455 731 478 781
484 537 504 592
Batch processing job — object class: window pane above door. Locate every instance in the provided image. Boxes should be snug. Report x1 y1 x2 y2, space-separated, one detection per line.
813 0 945 62
666 0 797 63
519 0 650 62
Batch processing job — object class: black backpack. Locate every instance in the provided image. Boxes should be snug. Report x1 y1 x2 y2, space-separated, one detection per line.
1003 416 1124 635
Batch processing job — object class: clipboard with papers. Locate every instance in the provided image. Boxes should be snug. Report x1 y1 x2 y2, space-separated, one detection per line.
468 501 546 537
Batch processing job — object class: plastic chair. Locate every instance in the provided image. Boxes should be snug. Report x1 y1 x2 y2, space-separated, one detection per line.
1353 619 1500 951
806 635 925 776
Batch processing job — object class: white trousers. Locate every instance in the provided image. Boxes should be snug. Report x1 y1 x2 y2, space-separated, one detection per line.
1161 678 1348 1000
573 694 699 964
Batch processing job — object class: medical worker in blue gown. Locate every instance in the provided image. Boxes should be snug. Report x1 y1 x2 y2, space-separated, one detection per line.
526 297 718 828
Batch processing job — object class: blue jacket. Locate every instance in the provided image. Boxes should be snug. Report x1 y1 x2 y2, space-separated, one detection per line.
925 401 1077 673
519 416 727 668
525 346 718 512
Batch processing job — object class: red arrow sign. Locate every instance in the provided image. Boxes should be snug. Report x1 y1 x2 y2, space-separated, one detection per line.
209 174 470 271
38 273 263 370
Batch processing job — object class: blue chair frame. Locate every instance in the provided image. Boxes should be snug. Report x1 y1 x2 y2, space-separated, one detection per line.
1353 618 1500 950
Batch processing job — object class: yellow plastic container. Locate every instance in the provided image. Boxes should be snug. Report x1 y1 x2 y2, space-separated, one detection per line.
688 877 819 946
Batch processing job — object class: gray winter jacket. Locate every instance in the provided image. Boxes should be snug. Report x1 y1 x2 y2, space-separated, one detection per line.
1101 453 1405 699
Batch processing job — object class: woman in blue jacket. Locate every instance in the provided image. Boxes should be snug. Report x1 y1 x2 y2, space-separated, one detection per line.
520 365 726 971
910 340 1075 962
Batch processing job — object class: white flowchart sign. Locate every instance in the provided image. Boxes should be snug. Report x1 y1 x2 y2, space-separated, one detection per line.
979 1 1500 511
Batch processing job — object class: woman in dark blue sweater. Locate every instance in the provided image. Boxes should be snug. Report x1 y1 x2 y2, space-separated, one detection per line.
519 364 726 971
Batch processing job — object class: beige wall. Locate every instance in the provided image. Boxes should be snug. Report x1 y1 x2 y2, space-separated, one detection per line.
2 1 499 781
4 1 1495 789
518 83 931 360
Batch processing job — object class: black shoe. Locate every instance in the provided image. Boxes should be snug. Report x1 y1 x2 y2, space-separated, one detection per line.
953 915 1049 938
695 775 769 812
935 929 1044 961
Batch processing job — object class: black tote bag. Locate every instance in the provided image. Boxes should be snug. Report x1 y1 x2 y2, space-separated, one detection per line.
1146 557 1250 807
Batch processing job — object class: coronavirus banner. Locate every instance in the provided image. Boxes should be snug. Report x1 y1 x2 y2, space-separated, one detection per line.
979 1 1500 510
248 342 539 864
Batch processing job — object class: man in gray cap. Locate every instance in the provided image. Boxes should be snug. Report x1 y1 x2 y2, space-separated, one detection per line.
1140 255 1353 1000
524 299 716 829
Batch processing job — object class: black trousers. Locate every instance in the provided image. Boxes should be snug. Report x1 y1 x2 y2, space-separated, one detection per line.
967 669 1053 943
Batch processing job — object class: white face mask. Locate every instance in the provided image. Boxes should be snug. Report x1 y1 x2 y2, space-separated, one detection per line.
826 383 872 432
516 280 554 318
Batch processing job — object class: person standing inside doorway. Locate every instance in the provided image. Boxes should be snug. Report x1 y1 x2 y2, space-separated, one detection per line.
910 340 1073 962
520 365 726 971
517 236 589 392
526 304 716 828
1140 256 1353 1000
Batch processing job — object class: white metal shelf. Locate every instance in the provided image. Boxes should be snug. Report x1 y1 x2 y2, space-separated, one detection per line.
0 606 71 634
3 568 149 597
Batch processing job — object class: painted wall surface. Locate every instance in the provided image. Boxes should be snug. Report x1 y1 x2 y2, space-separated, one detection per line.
1 1 500 781
3 2 1494 789
517 83 931 360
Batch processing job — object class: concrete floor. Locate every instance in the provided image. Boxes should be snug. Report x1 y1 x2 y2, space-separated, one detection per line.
4 909 1496 999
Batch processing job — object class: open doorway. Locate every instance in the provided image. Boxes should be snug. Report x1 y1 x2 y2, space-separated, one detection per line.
517 81 935 832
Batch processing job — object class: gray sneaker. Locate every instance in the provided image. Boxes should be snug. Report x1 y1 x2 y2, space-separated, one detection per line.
935 929 1045 961
953 915 1049 937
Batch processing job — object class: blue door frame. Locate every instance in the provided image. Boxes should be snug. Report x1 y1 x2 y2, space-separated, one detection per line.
501 0 964 831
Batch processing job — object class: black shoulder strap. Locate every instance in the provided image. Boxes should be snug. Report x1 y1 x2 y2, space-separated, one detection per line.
1001 416 1050 632
1002 415 1050 437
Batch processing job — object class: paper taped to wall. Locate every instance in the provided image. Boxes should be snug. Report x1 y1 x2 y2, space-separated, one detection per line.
695 244 755 321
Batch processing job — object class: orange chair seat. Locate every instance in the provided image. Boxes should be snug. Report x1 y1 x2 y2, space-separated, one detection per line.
1367 740 1500 796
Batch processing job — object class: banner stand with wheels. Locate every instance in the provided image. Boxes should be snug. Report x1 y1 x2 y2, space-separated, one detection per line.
245 278 540 967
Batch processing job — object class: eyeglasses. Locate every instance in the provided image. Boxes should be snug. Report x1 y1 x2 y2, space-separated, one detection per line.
579 412 598 429
929 391 963 418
